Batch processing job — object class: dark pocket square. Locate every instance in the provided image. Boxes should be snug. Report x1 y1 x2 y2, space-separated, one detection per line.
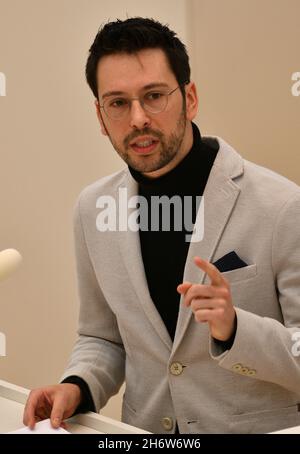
213 251 248 273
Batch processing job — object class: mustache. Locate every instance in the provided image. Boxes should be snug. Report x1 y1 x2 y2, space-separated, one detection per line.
124 128 163 148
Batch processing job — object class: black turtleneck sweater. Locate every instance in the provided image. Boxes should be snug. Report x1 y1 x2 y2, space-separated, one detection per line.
128 123 218 340
63 123 219 414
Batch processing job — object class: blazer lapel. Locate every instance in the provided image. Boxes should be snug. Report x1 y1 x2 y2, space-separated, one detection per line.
118 172 173 351
172 137 244 354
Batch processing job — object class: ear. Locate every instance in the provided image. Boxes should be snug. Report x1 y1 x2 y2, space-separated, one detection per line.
185 82 198 121
95 99 108 136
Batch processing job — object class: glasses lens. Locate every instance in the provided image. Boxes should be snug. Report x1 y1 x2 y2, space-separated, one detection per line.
104 98 129 119
143 92 167 113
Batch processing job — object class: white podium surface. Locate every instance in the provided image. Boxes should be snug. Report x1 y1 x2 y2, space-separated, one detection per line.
2 379 299 434
270 425 300 434
0 379 150 434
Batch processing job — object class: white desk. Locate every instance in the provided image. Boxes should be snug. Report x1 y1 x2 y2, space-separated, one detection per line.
270 425 300 434
2 379 299 434
0 379 150 434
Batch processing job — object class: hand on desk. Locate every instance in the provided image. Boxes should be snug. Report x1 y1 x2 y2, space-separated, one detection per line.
23 383 81 429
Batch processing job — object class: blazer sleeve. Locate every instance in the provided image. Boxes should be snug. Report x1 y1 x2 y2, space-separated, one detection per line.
60 196 125 412
209 191 300 394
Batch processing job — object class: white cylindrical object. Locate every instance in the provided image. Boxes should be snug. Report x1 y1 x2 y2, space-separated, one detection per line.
0 249 22 282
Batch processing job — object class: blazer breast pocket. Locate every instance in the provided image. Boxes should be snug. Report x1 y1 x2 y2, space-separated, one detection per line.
221 263 257 284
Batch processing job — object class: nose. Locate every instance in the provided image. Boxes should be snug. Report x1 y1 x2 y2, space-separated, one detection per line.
129 99 151 129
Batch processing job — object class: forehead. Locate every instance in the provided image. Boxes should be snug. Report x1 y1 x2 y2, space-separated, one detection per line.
96 48 177 96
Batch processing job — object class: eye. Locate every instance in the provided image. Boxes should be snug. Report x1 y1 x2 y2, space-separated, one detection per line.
145 92 164 101
108 98 128 108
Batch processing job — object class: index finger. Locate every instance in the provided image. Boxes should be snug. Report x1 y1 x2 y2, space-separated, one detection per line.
194 256 225 287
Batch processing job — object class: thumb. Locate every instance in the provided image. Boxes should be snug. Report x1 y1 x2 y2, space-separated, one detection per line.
177 281 192 294
50 395 65 428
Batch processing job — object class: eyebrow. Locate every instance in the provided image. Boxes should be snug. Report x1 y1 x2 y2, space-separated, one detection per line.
101 82 170 100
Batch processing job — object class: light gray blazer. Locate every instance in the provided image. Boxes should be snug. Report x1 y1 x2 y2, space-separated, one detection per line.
61 136 300 434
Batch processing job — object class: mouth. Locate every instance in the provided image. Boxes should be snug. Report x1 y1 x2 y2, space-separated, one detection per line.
129 137 159 155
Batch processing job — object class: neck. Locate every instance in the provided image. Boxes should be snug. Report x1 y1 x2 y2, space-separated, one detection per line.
141 122 194 179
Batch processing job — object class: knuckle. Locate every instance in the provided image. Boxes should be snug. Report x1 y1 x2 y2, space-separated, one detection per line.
191 298 198 311
218 298 226 307
217 307 225 318
195 312 201 323
223 288 230 298
187 285 196 298
208 287 215 297
218 287 229 298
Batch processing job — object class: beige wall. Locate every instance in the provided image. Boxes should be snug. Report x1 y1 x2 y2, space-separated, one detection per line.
189 0 300 182
0 0 189 420
0 0 299 422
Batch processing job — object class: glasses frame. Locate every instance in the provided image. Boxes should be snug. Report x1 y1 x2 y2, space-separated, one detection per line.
99 82 188 120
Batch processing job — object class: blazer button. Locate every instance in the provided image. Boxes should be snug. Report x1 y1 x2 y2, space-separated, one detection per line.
169 362 183 376
247 369 257 376
241 366 249 375
232 363 243 373
162 417 174 431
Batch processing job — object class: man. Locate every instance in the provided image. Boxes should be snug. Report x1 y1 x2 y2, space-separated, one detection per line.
23 17 300 434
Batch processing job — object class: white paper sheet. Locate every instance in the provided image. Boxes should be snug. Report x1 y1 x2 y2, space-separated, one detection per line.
7 418 70 434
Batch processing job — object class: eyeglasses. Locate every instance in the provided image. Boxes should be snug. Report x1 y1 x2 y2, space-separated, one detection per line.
99 84 184 120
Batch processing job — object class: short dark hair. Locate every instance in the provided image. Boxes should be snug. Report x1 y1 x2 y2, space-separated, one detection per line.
86 17 190 99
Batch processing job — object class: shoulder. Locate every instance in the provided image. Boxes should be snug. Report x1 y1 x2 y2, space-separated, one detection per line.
244 158 299 190
210 136 300 208
242 159 300 213
75 168 128 214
